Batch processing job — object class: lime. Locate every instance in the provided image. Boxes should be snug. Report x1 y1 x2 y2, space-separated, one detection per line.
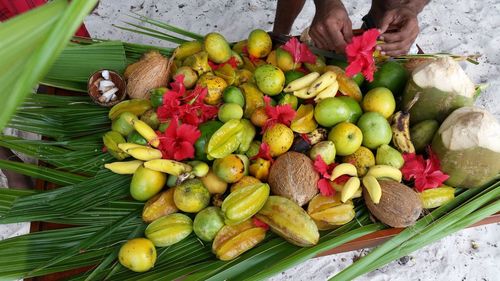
223 86 245 107
254 64 285 96
218 103 244 123
284 70 305 85
127 131 148 145
366 61 408 96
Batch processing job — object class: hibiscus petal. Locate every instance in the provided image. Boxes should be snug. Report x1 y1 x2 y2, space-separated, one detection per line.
313 156 330 178
275 104 296 126
252 217 269 230
318 178 334 196
281 37 316 64
345 28 379 81
173 141 196 161
177 123 201 144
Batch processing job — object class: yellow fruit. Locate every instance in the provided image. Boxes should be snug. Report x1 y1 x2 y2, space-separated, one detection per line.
342 146 376 176
254 64 285 96
266 50 277 66
250 107 268 127
173 179 210 213
201 168 228 194
142 188 178 223
307 194 355 229
204 32 232 63
118 238 156 272
328 122 363 156
362 87 396 119
263 123 294 157
212 220 266 261
240 83 265 118
230 176 261 192
222 183 270 225
174 40 203 61
247 29 272 58
232 40 247 54
248 158 271 181
130 165 167 201
276 48 300 71
197 73 228 105
290 104 317 134
213 154 248 183
325 65 362 102
145 213 193 247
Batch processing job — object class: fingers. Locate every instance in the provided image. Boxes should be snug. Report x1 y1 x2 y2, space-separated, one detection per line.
309 26 330 49
379 14 419 56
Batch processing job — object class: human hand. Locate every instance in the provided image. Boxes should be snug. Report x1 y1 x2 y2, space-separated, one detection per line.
376 7 420 56
310 0 353 53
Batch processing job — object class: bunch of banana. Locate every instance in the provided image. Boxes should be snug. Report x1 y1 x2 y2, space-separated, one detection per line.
329 163 361 203
390 93 420 153
104 160 143 174
132 119 160 147
284 71 338 100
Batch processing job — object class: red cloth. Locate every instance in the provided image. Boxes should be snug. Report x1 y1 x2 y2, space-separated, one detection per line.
0 0 90 37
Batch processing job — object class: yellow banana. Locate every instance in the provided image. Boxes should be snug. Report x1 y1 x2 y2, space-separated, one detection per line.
292 87 311 99
132 119 160 147
144 159 192 176
362 175 382 204
366 165 402 182
390 111 415 154
284 72 320 93
307 71 337 96
331 163 358 181
126 147 163 161
314 80 339 102
341 176 361 203
104 160 143 174
118 142 145 152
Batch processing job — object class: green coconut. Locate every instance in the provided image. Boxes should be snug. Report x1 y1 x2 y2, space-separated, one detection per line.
403 56 476 124
431 107 500 188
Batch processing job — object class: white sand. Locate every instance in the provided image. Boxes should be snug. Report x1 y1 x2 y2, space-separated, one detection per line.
1 1 499 280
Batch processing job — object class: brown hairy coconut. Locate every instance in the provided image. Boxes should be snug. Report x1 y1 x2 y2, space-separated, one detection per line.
364 180 422 228
124 51 171 99
268 151 319 206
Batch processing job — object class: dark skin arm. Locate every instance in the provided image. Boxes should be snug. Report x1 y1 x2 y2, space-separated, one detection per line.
273 0 306 35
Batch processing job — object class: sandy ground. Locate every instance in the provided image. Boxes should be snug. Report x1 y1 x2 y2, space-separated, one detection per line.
1 0 499 280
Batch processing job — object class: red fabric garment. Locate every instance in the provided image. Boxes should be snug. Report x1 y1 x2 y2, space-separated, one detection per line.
0 0 90 37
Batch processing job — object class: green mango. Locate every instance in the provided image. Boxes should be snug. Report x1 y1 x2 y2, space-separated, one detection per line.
130 165 167 201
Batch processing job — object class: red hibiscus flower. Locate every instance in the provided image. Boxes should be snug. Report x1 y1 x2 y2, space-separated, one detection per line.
252 217 269 230
262 96 296 133
281 37 317 64
345 28 380 82
157 118 201 161
251 142 273 162
208 56 239 70
401 147 449 192
313 156 349 196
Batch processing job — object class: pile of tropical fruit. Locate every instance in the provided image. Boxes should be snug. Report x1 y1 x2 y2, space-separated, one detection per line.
100 29 500 273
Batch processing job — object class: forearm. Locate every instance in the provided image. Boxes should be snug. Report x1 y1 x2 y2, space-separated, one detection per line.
273 0 306 34
370 0 430 15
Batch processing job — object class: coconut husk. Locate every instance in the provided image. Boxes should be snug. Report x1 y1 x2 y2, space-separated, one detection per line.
124 51 170 99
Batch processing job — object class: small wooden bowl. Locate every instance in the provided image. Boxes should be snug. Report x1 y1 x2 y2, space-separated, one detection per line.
87 70 127 107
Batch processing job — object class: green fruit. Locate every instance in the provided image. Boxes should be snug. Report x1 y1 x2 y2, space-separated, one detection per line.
309 141 336 164
336 96 362 123
193 207 225 242
166 175 177 187
127 131 148 145
145 213 193 247
254 64 285 96
284 70 305 85
366 61 408 96
223 86 245 107
376 144 404 169
276 48 296 71
204 32 232 63
174 66 198 89
173 179 210 213
130 165 167 201
111 112 137 136
278 94 298 110
411 119 440 153
213 154 248 183
357 112 392 149
103 131 128 160
149 87 167 108
245 140 261 158
218 103 244 123
247 29 272 58
140 109 160 130
194 120 224 161
158 121 170 133
314 97 352 127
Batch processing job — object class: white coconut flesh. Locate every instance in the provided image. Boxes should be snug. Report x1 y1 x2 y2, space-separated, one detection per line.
412 56 475 98
438 106 500 152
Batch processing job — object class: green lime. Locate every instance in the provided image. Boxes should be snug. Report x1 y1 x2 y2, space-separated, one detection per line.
278 94 298 110
284 70 305 85
149 87 167 108
366 61 408 96
223 86 245 107
194 120 224 161
218 103 244 123
127 131 148 145
336 96 363 123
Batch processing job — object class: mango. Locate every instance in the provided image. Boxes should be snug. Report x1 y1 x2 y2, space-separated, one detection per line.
130 165 167 201
254 64 285 96
255 196 319 247
174 40 203 61
145 213 192 247
276 47 299 71
142 188 178 223
213 154 248 183
247 29 272 58
222 183 270 225
212 219 266 261
309 141 336 165
204 32 232 63
118 238 156 272
173 66 198 89
173 179 210 213
307 194 355 230
193 206 225 241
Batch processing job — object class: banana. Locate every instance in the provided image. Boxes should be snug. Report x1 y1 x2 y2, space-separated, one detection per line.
132 119 160 147
366 165 402 182
104 160 143 174
340 176 361 203
307 71 337 96
362 175 382 204
125 147 163 161
145 159 192 176
118 142 145 152
284 72 320 93
390 110 415 154
331 163 358 181
292 87 310 99
314 80 339 102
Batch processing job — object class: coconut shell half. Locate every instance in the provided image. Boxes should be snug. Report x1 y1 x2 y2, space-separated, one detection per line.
364 180 422 228
268 152 319 206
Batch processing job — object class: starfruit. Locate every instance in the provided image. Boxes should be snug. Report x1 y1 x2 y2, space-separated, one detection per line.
103 131 128 160
212 219 266 261
207 119 244 159
108 99 152 120
221 183 270 225
325 65 362 102
237 119 256 154
142 188 178 223
215 63 238 85
255 196 319 247
145 213 192 247
240 83 264 118
174 40 203 61
183 51 211 75
290 104 317 134
419 186 455 209
307 194 355 230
